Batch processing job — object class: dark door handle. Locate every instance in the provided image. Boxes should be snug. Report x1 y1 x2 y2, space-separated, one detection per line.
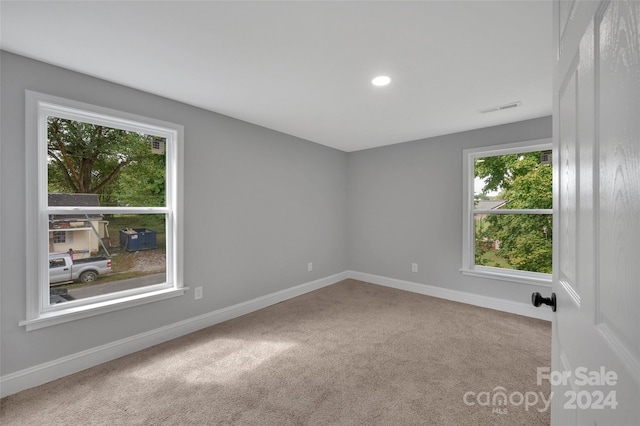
531 292 556 312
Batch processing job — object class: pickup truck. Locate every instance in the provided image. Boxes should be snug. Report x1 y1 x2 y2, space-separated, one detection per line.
49 253 112 285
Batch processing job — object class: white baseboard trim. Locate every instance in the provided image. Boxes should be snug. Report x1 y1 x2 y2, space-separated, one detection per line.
0 271 349 398
347 271 552 322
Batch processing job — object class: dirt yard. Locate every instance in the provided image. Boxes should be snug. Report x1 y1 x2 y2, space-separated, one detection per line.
131 249 166 273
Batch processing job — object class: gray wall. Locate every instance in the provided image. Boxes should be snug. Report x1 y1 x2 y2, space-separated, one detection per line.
347 116 552 303
0 51 552 379
0 52 348 375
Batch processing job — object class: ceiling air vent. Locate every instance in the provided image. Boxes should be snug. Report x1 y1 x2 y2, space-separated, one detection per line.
478 101 522 114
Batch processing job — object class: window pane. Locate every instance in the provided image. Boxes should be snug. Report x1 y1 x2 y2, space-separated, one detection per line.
474 213 552 274
47 117 166 207
474 151 552 210
49 214 167 305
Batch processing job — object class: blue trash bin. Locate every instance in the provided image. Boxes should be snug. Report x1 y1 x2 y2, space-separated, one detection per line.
119 228 158 252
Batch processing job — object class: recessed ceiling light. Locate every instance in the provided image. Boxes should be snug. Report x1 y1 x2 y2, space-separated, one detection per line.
372 75 391 86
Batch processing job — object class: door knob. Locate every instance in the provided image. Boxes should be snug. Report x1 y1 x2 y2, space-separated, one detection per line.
531 292 556 312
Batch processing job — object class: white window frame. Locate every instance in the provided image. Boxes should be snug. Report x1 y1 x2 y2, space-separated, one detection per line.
21 91 185 331
461 138 553 287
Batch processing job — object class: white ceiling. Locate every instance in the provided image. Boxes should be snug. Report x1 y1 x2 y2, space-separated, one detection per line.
0 1 552 152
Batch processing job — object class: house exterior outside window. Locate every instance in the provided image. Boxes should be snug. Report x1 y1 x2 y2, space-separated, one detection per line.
48 194 105 258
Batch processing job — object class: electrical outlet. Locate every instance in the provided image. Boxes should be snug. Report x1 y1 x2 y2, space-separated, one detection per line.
308 262 313 272
412 263 418 273
194 286 203 300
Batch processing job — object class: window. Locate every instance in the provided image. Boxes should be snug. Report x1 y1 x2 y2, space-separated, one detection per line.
49 258 66 268
52 231 71 244
461 139 553 286
151 137 165 154
22 91 184 330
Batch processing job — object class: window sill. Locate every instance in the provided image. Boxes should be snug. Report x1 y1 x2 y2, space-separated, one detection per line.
19 287 187 331
460 266 552 287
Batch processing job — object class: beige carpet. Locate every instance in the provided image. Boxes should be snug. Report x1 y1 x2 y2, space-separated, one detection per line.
1 279 551 425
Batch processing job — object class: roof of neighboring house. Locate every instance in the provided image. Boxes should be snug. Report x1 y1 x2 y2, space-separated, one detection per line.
48 193 101 207
48 193 103 221
475 200 508 210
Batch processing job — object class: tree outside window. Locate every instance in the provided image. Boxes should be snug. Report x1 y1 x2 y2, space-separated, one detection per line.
473 151 552 274
462 139 553 285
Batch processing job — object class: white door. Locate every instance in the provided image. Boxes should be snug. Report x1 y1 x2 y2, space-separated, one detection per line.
550 0 640 424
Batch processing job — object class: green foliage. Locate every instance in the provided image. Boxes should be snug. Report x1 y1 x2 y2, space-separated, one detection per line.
476 247 511 269
475 152 542 194
47 117 166 206
474 151 552 274
114 149 166 206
